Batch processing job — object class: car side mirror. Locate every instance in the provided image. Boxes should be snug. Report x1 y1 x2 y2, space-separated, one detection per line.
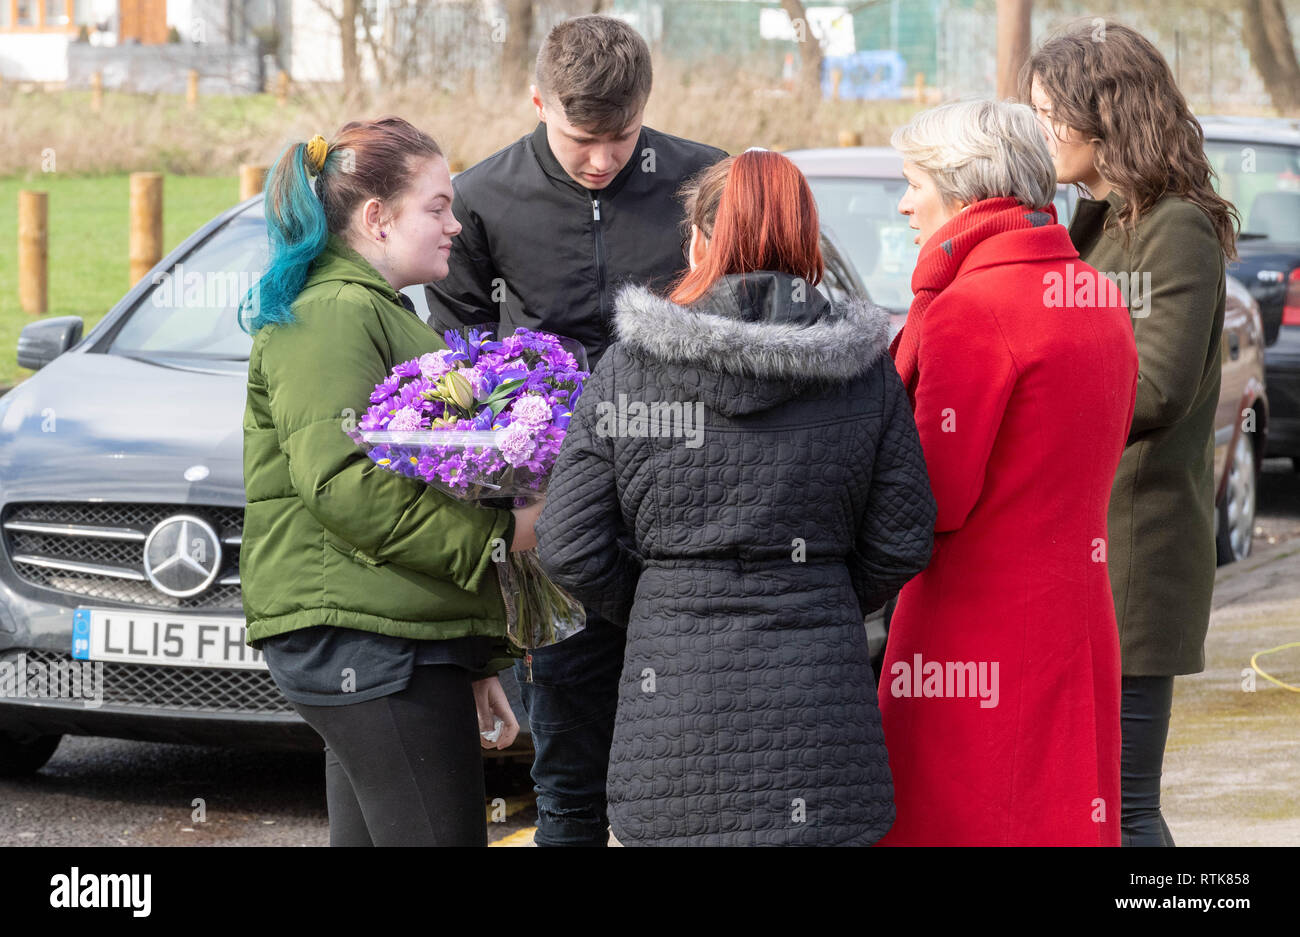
17 316 84 371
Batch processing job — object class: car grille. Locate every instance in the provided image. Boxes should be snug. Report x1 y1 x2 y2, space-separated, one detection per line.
2 502 242 611
2 648 294 715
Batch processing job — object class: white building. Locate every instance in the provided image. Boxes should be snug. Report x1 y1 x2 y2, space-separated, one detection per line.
0 0 326 84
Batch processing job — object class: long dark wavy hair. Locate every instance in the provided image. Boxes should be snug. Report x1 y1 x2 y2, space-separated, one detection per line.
1019 20 1239 260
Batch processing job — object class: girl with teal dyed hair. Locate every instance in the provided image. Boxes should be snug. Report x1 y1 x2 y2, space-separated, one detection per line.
240 116 543 846
241 117 444 334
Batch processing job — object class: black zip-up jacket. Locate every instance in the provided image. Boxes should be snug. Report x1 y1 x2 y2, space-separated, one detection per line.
424 122 728 368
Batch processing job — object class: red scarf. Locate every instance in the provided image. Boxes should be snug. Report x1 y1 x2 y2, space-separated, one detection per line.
890 197 1057 405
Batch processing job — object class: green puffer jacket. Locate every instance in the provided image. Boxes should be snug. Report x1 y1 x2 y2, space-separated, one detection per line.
240 232 516 654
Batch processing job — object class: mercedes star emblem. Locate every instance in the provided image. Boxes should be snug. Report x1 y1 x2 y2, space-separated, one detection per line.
143 515 222 598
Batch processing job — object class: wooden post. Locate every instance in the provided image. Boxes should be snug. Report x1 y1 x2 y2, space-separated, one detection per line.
18 191 49 316
837 130 862 147
995 0 1032 100
187 69 199 109
90 71 103 113
239 164 267 200
914 72 926 103
276 71 289 107
129 173 163 287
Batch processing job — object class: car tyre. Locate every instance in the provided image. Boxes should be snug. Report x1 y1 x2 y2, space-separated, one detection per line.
1216 429 1258 565
0 731 62 777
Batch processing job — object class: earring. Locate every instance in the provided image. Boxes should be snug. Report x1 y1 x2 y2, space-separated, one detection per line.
379 231 387 239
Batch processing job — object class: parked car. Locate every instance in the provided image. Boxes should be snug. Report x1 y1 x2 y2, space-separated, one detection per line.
1215 275 1270 563
785 146 1268 568
1200 116 1300 471
0 193 873 774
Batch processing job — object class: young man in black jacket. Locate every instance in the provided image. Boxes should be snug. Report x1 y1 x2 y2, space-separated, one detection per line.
425 15 727 846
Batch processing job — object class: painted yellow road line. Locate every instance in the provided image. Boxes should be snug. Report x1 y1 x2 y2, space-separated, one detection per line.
491 827 537 847
482 794 535 823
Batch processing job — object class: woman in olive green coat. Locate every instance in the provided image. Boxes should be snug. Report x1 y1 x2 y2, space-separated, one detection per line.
239 118 541 846
1022 23 1240 846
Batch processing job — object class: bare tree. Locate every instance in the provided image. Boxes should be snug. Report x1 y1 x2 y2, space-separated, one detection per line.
501 0 536 92
358 0 392 87
996 0 1032 99
339 0 362 90
1241 0 1300 114
780 0 824 100
309 0 363 91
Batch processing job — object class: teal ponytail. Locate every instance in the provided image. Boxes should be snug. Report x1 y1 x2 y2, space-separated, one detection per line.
239 141 329 335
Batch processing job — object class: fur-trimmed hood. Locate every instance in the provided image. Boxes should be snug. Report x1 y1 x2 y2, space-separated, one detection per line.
611 271 892 416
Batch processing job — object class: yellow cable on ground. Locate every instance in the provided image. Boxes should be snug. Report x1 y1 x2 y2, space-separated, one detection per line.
1250 642 1300 692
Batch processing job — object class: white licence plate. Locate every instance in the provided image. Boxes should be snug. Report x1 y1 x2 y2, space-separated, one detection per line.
71 608 267 671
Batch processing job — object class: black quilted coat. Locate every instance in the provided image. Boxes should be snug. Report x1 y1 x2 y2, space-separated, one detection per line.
535 271 937 846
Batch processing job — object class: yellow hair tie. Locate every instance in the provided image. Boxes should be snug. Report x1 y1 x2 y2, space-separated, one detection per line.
305 134 330 174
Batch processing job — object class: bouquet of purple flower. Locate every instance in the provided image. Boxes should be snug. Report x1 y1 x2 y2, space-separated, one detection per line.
347 325 590 654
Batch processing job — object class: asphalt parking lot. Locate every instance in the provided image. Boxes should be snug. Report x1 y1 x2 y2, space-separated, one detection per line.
1161 460 1300 846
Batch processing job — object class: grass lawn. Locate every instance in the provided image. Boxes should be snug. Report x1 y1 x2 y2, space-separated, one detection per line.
0 174 244 388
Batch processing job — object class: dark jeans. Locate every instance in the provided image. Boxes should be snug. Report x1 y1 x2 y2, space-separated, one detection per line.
1120 674 1176 847
514 612 625 847
292 664 486 846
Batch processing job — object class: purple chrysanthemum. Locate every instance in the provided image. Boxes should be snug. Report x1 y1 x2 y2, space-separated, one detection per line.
393 357 422 378
369 374 401 405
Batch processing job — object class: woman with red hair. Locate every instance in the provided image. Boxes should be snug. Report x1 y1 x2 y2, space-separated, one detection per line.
534 149 937 845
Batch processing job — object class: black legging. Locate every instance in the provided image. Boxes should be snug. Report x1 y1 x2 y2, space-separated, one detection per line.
1120 674 1175 847
292 664 486 846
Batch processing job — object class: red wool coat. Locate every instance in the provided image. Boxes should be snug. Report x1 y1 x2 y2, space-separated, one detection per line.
877 223 1138 846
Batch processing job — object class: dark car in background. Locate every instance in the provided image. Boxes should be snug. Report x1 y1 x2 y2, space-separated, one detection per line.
1201 117 1300 471
786 145 1269 565
0 193 870 774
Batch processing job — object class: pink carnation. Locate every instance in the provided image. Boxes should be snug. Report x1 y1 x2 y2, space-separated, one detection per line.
419 352 454 382
500 420 537 467
386 406 427 432
510 393 553 429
